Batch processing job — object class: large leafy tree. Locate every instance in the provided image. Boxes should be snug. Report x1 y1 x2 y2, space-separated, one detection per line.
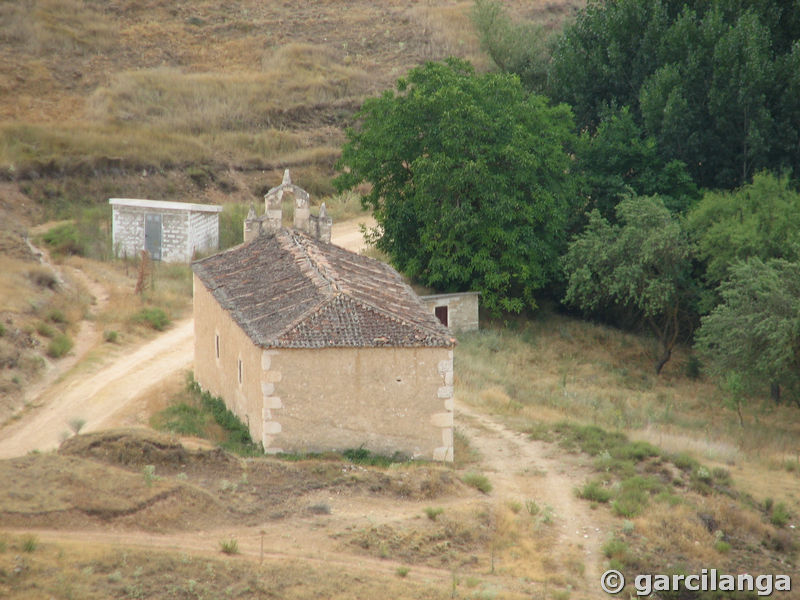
549 0 800 189
576 106 698 222
562 195 694 373
687 172 800 308
335 59 578 313
695 258 800 406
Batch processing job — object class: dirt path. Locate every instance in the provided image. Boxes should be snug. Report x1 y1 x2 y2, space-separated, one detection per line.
0 319 193 457
457 403 612 599
330 215 376 253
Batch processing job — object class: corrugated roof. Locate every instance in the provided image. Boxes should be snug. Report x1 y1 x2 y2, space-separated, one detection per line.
192 229 455 348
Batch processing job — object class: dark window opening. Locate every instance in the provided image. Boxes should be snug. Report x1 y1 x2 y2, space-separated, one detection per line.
215 334 220 359
435 305 449 327
238 359 243 384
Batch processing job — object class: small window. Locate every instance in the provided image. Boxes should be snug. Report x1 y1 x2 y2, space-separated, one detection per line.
435 305 449 327
215 334 220 359
238 359 243 384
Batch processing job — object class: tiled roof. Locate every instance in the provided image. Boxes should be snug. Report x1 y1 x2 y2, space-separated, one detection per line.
192 229 455 348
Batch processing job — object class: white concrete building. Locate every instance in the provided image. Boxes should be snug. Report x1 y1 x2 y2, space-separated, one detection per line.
110 198 222 263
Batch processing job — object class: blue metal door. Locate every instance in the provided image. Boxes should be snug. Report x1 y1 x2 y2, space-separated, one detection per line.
145 213 162 260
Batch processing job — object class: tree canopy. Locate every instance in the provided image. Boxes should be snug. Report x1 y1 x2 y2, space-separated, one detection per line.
687 172 800 301
562 195 693 373
576 106 698 222
694 258 800 405
335 59 578 313
548 0 800 189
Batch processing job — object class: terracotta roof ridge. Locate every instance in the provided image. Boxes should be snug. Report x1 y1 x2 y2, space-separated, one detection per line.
285 230 341 296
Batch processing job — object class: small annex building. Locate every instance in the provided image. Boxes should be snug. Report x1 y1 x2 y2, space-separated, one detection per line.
191 172 457 461
110 198 222 263
420 292 480 333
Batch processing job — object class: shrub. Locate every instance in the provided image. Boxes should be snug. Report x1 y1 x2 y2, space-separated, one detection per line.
461 472 492 494
770 502 791 528
343 446 407 467
396 566 409 578
47 333 73 358
0 323 5 337
47 308 67 324
714 540 731 553
142 464 158 487
21 535 38 553
578 480 612 503
133 307 170 331
424 507 444 521
685 355 702 379
219 538 239 555
103 330 119 343
41 223 85 256
602 537 628 560
28 267 59 289
37 322 56 338
68 418 86 435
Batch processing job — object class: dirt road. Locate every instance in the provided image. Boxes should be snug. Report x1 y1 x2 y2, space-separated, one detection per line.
0 320 194 458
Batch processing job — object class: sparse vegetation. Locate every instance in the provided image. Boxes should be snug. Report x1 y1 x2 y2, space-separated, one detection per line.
132 307 170 331
21 535 38 553
46 333 73 358
219 538 239 555
461 472 492 494
424 507 444 521
68 417 86 435
151 373 263 456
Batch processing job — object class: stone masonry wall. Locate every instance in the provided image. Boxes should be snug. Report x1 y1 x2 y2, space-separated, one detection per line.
193 274 454 462
421 292 480 333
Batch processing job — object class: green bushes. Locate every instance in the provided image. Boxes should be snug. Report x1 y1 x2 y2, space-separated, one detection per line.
41 223 85 256
132 307 170 331
47 333 73 358
461 472 492 494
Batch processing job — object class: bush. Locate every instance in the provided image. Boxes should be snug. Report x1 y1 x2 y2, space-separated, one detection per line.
36 322 56 338
41 223 85 256
578 480 612 503
770 502 791 528
103 330 119 343
133 307 170 331
47 309 67 324
424 507 444 521
461 472 492 494
47 333 73 358
21 535 38 553
0 323 5 337
342 446 407 467
219 538 239 555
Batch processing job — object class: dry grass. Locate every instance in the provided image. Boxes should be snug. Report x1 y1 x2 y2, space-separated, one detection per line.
457 315 800 461
457 313 800 575
490 503 565 584
0 535 482 600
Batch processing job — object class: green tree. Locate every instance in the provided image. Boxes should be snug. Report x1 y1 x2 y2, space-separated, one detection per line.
471 0 553 93
694 258 800 406
687 172 800 303
549 0 800 189
562 195 693 373
335 59 578 313
576 106 698 221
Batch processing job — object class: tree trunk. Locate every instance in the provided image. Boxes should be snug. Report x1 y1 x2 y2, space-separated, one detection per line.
655 347 672 375
770 381 781 404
